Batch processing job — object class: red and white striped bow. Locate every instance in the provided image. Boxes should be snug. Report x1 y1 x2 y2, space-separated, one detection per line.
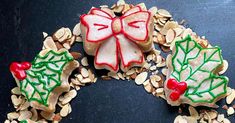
80 6 151 72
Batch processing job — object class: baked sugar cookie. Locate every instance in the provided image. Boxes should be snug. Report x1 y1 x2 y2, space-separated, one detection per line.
10 49 79 112
164 36 228 107
80 5 154 72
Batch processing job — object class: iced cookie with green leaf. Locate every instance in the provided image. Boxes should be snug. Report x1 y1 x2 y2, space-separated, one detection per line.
10 49 79 112
164 36 229 107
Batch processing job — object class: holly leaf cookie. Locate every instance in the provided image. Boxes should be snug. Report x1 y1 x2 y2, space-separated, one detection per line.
164 36 228 107
10 49 79 112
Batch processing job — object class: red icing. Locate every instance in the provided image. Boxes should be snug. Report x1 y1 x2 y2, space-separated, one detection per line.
93 23 109 31
10 62 31 81
176 82 187 94
166 78 187 101
90 8 113 18
80 6 151 71
166 78 178 89
169 91 180 101
128 20 146 28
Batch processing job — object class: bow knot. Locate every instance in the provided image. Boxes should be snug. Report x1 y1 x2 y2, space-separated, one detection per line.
111 18 122 34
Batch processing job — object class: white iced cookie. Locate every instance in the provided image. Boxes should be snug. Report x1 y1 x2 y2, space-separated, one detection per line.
10 49 79 112
164 36 228 107
80 6 154 72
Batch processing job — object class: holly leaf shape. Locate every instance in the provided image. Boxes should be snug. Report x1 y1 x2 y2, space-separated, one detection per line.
171 36 228 103
20 50 73 106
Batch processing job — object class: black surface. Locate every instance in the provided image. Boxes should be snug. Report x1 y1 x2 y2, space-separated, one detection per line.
1 0 235 123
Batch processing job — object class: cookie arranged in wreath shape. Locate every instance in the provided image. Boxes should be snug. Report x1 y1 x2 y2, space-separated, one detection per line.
5 0 232 123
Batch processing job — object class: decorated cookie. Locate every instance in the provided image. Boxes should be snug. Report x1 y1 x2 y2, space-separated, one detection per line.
164 36 229 107
10 49 79 112
80 6 154 72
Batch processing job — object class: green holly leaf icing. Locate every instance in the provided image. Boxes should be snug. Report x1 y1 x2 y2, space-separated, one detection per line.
20 120 28 123
20 50 73 106
171 36 228 103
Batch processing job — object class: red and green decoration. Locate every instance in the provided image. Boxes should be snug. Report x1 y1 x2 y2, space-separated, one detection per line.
10 50 74 106
167 36 228 103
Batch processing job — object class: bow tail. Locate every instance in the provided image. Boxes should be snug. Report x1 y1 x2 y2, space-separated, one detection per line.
95 37 119 72
117 35 144 71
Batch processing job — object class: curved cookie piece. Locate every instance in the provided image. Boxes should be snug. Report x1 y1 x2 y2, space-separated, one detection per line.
164 36 228 107
80 6 154 72
10 49 79 112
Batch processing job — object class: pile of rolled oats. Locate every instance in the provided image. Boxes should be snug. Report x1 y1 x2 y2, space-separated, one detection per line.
4 0 233 123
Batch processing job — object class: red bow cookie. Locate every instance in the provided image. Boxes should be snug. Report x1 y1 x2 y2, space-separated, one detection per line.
10 62 31 80
80 6 153 72
166 78 187 101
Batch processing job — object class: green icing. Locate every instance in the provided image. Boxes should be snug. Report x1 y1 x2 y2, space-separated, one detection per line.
20 120 28 123
20 120 38 123
171 35 228 103
19 50 73 106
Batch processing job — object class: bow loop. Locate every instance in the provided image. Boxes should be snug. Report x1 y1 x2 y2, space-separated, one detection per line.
90 8 114 18
122 11 150 41
80 14 113 42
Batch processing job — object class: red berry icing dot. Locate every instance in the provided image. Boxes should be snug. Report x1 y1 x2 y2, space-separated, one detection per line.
169 91 180 101
176 82 187 94
10 62 31 81
167 78 178 89
21 62 31 70
167 78 187 101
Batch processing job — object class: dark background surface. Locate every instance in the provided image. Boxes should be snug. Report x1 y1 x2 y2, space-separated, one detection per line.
0 0 235 123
